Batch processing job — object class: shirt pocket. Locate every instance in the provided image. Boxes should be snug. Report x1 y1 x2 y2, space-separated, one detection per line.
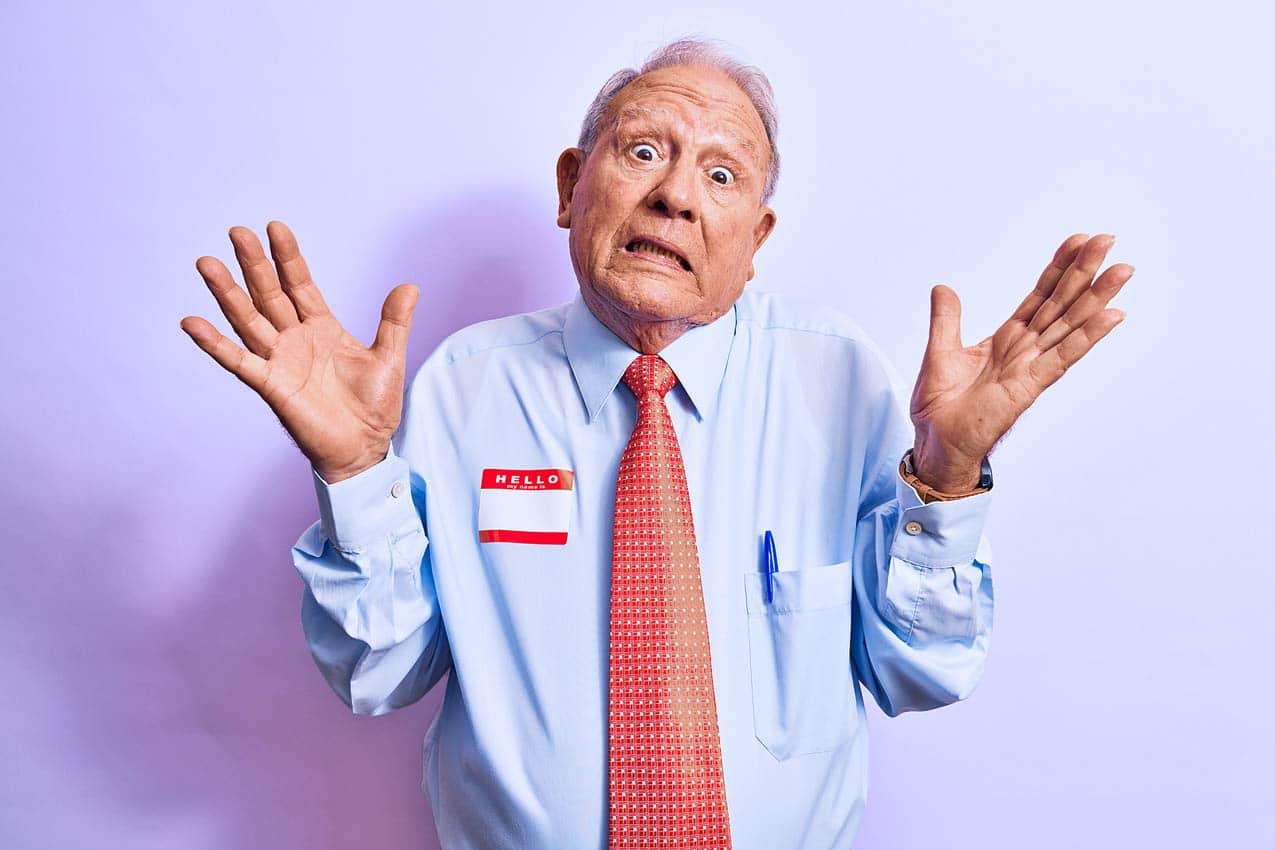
743 560 855 761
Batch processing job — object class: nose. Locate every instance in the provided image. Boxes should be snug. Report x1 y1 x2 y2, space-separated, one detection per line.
646 156 699 223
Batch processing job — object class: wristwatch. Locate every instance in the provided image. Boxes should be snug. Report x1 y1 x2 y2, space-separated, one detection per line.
899 449 993 502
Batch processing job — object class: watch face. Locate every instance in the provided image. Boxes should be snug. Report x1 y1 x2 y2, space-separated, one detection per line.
979 456 994 490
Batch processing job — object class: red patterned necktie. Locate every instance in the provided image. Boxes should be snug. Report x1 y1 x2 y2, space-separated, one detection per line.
607 354 733 849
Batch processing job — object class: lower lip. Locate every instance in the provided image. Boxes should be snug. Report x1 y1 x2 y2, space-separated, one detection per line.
624 248 689 273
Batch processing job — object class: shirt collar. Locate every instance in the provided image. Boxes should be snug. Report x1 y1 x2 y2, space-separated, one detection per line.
563 293 738 422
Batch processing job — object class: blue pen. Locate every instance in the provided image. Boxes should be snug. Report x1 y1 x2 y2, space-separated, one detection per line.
763 530 778 604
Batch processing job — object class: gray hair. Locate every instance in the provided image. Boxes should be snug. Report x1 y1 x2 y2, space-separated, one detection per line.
577 37 780 204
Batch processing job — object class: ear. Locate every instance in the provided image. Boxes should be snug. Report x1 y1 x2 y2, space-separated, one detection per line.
556 148 585 229
745 205 778 281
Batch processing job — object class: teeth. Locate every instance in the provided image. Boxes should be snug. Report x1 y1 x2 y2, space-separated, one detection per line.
628 240 686 268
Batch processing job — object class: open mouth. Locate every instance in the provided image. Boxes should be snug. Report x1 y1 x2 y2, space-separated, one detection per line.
625 238 692 271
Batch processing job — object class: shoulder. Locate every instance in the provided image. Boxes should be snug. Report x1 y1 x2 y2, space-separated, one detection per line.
406 301 570 385
734 288 911 410
735 289 891 367
737 288 874 343
398 302 572 451
425 302 570 367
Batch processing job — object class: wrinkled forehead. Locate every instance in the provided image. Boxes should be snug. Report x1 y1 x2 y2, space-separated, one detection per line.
601 65 770 165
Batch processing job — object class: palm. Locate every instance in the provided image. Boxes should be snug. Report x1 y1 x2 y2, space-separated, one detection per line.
258 313 406 472
909 233 1133 483
911 338 1022 463
181 221 419 480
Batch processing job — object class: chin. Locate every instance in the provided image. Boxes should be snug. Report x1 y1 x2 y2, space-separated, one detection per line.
587 271 701 322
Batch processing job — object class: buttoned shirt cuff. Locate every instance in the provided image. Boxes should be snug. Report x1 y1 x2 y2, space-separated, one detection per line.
312 447 418 552
889 465 991 567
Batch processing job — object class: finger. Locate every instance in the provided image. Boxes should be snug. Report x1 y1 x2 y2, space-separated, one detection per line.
194 256 280 356
266 220 333 322
1028 308 1126 391
1036 262 1134 352
1026 234 1116 335
1008 233 1089 325
179 315 271 393
926 284 963 353
371 283 420 363
229 225 301 330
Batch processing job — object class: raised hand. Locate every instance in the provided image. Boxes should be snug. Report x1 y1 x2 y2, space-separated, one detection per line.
180 221 420 483
909 233 1134 492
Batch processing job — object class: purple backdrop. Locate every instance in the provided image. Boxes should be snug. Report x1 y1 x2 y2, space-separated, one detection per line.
3 2 1272 848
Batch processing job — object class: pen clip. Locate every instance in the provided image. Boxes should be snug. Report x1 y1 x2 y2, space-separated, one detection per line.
763 530 778 604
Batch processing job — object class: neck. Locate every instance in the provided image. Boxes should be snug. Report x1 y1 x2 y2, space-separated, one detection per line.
581 289 702 354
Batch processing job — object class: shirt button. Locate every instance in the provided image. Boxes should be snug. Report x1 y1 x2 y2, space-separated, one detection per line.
390 481 406 498
904 520 923 536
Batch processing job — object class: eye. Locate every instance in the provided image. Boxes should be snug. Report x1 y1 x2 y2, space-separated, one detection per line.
709 166 735 185
631 143 659 162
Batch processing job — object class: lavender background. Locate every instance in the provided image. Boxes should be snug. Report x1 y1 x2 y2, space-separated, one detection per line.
3 1 1272 848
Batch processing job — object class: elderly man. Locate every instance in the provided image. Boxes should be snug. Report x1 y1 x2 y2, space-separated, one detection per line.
181 38 1131 850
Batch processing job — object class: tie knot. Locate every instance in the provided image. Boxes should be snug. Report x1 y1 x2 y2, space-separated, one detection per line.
622 354 678 399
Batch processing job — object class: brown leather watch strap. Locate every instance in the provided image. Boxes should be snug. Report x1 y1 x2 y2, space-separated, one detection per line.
898 457 990 503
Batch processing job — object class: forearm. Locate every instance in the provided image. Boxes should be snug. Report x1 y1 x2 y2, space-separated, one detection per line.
291 448 451 714
851 461 995 716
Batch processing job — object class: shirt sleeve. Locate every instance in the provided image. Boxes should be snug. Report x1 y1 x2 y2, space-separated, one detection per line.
291 441 451 716
850 438 995 717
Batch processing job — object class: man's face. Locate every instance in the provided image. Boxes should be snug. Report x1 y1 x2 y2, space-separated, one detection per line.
556 64 777 333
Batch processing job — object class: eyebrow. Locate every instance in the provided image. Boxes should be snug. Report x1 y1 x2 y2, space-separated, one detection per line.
612 105 758 154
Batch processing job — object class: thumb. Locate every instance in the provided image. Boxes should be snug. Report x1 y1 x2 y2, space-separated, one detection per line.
371 283 420 362
926 284 963 354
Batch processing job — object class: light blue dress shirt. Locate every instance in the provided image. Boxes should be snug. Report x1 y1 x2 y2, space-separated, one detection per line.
291 289 995 850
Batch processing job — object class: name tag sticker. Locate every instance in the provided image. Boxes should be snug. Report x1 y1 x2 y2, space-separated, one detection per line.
478 467 574 545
